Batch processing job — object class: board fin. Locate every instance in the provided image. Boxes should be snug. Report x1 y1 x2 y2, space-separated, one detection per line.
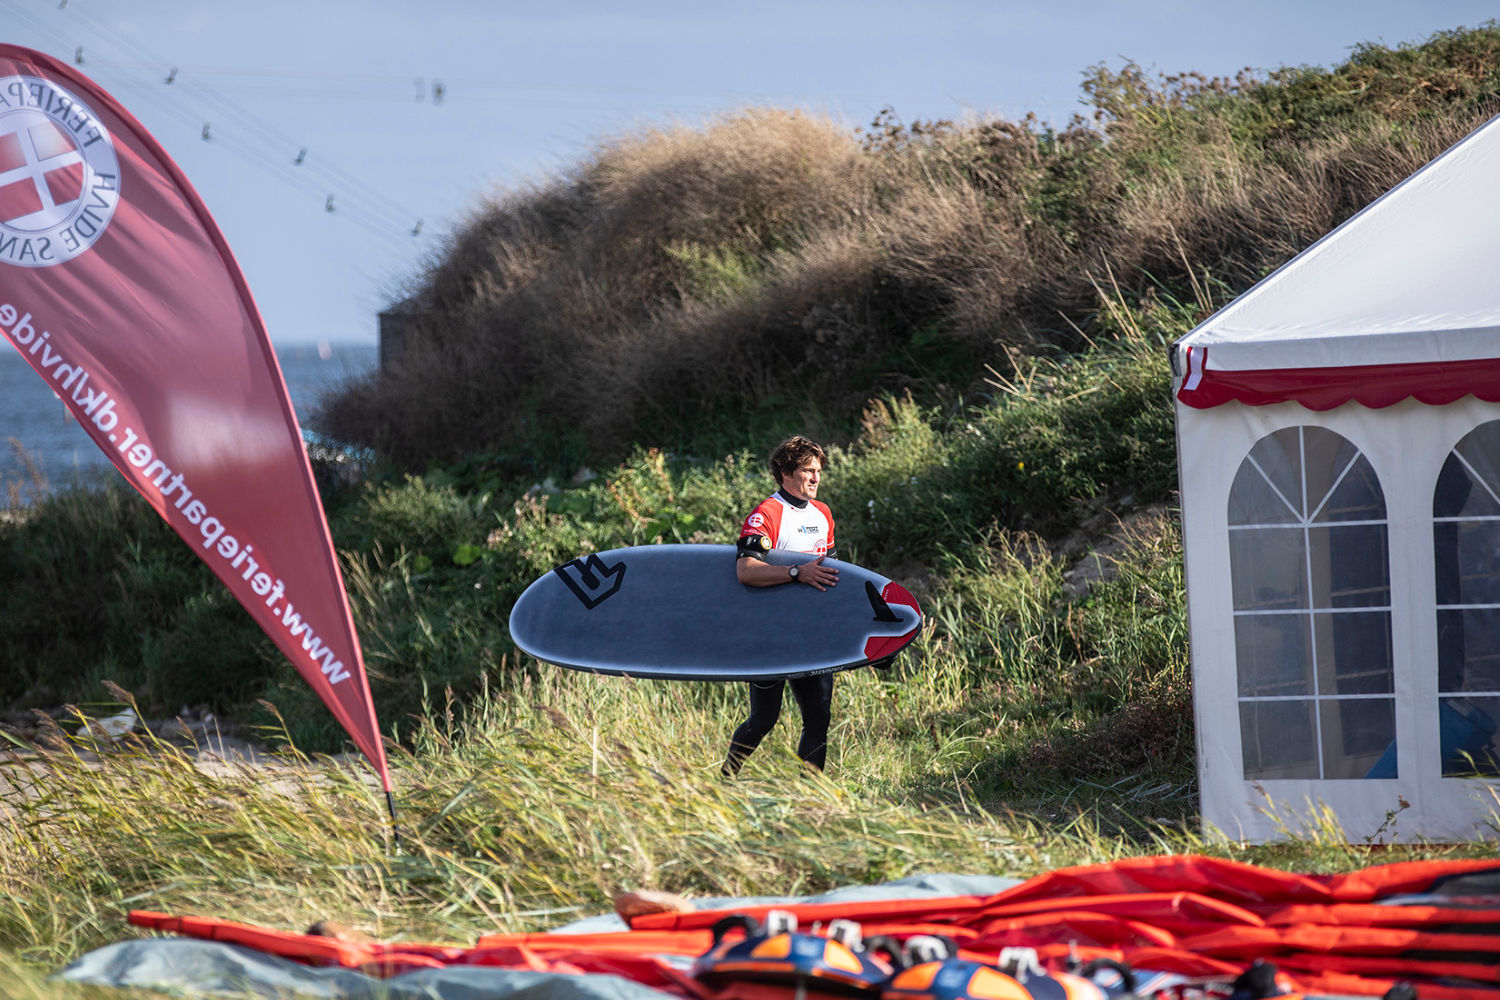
866 580 901 622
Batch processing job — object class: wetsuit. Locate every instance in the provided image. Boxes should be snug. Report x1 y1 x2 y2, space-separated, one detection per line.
725 488 836 773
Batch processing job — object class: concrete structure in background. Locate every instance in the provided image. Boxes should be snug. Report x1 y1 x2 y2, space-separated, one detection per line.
377 298 419 370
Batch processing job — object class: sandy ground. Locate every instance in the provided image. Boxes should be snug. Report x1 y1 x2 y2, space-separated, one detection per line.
0 706 326 815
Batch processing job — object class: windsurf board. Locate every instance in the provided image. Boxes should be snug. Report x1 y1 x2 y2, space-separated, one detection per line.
508 544 922 681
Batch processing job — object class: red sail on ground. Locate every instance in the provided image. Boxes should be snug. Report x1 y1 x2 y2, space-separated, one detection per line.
0 45 391 794
125 855 1500 1000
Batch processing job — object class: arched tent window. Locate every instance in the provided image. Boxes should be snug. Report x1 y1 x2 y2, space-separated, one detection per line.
1433 421 1500 777
1228 427 1394 780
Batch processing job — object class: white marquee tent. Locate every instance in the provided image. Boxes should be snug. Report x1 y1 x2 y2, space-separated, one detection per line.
1171 113 1500 842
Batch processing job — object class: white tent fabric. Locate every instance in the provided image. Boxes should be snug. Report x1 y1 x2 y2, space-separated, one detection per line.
1172 112 1500 843
1174 396 1500 841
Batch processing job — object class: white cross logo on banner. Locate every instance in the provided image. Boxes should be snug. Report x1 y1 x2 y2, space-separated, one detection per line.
0 73 120 268
0 111 85 230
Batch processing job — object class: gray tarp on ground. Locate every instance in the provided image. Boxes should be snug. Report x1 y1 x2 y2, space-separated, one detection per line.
59 874 1022 999
63 940 673 1000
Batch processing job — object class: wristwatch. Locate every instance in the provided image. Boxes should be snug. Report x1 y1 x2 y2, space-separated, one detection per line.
788 564 800 582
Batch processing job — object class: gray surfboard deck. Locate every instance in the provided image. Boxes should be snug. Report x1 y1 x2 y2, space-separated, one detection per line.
508 544 922 681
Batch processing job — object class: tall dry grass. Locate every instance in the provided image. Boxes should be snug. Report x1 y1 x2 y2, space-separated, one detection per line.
324 109 883 471
4 647 1492 992
4 438 49 514
317 24 1500 475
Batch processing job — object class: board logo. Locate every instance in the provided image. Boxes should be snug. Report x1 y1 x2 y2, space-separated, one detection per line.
555 554 627 610
0 74 120 268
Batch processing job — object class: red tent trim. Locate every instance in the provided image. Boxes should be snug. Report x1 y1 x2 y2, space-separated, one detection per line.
1175 345 1500 410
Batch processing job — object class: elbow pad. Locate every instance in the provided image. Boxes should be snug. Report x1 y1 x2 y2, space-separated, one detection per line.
737 534 772 559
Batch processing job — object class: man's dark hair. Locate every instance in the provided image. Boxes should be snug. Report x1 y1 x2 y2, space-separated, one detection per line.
769 436 828 485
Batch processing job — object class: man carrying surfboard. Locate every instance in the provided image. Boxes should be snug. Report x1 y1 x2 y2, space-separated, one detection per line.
724 436 841 775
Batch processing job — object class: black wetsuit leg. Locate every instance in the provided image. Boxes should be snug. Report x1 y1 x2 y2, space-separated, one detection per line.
788 673 835 770
724 680 785 774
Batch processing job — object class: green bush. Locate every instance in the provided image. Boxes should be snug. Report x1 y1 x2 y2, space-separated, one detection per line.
827 333 1176 568
0 328 1179 745
0 486 265 713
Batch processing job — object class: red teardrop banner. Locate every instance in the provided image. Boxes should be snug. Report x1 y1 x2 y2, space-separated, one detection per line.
0 45 391 795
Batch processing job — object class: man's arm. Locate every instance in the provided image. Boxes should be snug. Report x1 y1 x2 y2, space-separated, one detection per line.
736 551 838 591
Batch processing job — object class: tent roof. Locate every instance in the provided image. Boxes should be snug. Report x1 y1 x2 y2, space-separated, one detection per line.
1174 113 1500 410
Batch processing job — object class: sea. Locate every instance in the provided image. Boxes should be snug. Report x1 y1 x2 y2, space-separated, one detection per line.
1 341 378 503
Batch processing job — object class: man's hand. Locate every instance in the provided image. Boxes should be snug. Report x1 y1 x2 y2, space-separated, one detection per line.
795 555 838 592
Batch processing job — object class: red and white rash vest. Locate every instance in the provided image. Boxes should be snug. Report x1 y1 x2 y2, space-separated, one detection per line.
738 490 835 556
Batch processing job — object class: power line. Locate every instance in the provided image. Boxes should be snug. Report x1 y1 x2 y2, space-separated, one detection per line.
63 1 427 236
80 59 969 113
6 0 430 242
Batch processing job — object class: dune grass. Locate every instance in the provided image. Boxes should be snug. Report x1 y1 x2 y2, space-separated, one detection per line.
4 396 1497 990
3 658 1495 996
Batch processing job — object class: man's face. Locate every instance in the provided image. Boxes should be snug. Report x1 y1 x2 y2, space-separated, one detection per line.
782 458 822 502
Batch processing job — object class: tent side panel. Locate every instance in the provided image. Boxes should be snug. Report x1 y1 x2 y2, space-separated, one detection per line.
1175 397 1259 838
1175 393 1500 843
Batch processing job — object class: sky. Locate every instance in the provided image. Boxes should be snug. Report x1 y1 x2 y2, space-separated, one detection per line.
1 0 1496 347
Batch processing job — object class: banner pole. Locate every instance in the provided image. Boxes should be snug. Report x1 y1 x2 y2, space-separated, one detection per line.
386 790 400 847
